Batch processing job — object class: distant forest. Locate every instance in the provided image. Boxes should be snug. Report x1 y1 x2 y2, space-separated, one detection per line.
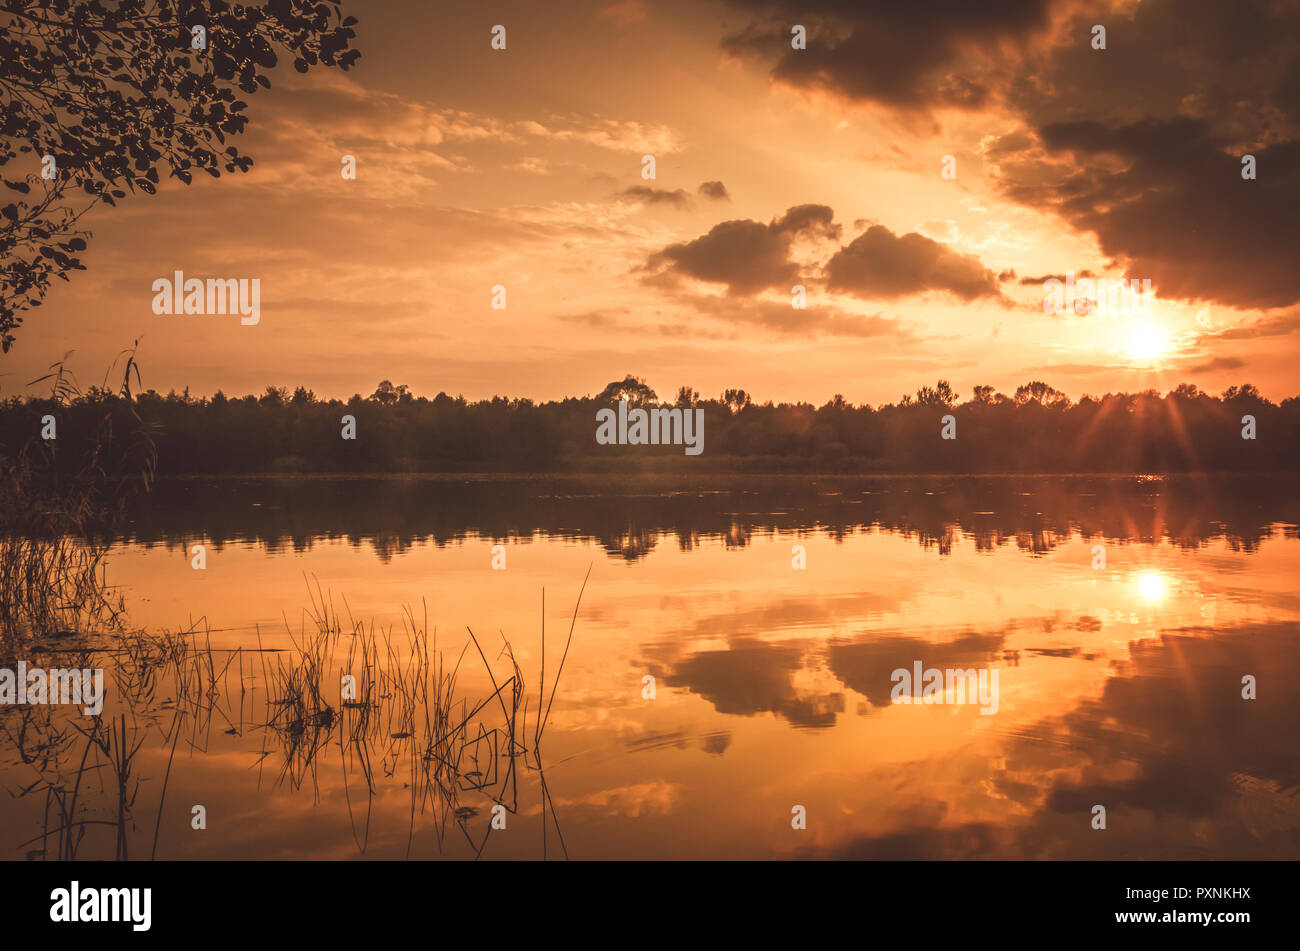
3 375 1298 475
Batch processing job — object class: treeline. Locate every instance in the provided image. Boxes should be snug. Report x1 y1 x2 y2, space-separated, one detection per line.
2 376 1298 475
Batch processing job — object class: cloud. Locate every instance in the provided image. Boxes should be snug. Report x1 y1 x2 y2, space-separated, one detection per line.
718 0 1056 112
771 203 841 238
1196 311 1300 343
219 72 686 202
556 309 630 328
1008 0 1300 142
646 203 838 295
725 0 1300 312
520 114 681 153
919 218 959 243
684 295 913 340
1188 355 1247 374
980 1 1300 311
1019 270 1094 285
994 119 1300 310
618 185 692 208
647 205 1003 315
698 180 731 201
825 225 1004 302
507 156 550 174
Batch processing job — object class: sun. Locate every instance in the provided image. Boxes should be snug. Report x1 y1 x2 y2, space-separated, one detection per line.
1127 322 1170 362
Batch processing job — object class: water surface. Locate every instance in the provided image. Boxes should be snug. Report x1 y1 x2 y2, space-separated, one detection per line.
5 474 1299 859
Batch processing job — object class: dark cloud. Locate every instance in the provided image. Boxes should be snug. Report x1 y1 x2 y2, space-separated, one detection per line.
645 203 838 295
647 205 1002 310
727 0 1300 311
825 225 1003 302
1009 0 1300 142
995 119 1300 309
770 203 839 237
618 185 692 208
983 0 1300 310
649 220 796 294
697 180 731 201
719 0 1055 112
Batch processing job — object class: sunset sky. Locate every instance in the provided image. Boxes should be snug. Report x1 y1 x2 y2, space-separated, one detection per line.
6 0 1299 405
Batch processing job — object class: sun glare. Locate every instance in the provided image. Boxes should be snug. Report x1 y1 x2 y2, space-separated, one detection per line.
1138 572 1167 601
1128 323 1170 362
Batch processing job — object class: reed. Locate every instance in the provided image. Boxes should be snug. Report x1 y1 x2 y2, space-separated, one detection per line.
2 525 586 860
0 348 155 649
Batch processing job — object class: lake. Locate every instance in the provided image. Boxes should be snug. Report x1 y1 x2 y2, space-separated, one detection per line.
4 473 1299 859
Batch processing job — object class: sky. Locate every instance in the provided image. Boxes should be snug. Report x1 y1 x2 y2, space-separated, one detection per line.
5 0 1300 406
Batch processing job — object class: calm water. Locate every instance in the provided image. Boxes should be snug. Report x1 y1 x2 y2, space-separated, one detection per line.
5 474 1300 859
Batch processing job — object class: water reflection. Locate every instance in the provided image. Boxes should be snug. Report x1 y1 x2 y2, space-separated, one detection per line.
2 474 1297 859
120 473 1300 561
820 620 1300 859
1139 572 1167 601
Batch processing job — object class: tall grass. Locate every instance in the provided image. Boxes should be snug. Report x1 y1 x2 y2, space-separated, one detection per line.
0 347 155 649
4 573 589 861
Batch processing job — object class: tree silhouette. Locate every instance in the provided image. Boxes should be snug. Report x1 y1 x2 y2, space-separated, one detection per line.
0 0 361 350
368 380 411 406
597 375 657 406
722 388 751 413
1014 380 1067 406
6 378 1293 476
915 379 957 407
